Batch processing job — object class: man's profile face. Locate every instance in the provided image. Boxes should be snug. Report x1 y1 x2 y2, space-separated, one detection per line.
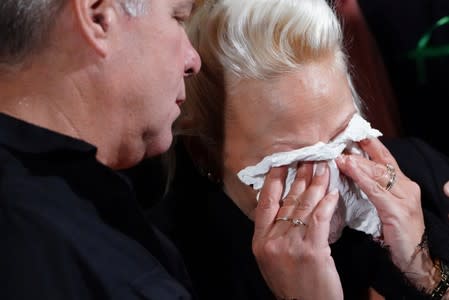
109 0 200 165
222 57 356 219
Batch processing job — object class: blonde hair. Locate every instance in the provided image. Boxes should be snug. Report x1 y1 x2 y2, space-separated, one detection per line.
190 0 347 81
181 0 360 179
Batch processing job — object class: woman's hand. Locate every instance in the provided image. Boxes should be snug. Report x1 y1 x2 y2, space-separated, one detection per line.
252 162 343 300
336 138 428 284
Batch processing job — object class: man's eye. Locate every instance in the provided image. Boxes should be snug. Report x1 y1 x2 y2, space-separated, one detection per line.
174 15 187 25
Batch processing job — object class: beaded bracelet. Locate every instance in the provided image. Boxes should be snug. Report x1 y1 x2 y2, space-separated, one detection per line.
431 259 449 300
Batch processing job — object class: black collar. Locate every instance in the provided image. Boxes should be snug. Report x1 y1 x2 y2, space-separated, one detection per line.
0 112 95 155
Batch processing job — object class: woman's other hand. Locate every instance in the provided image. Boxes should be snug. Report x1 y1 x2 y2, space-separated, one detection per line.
336 138 432 289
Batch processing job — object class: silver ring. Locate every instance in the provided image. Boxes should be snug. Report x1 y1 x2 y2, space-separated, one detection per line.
275 216 291 222
291 218 307 226
385 163 396 191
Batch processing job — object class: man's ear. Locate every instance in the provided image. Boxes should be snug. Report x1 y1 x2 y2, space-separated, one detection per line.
72 0 117 57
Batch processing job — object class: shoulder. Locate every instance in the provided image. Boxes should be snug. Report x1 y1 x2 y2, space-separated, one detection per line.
0 148 194 300
0 146 84 215
0 146 95 265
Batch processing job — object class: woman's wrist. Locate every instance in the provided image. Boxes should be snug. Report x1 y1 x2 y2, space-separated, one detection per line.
399 234 449 299
402 241 440 293
430 258 449 300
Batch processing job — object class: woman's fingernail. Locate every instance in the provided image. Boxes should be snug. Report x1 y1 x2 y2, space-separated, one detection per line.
315 162 326 176
330 188 338 195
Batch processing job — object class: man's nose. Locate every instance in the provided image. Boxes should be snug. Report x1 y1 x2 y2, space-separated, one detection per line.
184 44 201 77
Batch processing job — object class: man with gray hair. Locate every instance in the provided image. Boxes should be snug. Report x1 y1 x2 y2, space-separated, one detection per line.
0 0 201 299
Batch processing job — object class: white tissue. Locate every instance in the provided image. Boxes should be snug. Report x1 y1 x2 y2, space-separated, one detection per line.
237 114 383 243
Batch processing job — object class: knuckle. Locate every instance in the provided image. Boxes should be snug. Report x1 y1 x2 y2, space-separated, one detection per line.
258 194 278 209
259 240 282 258
309 174 328 190
380 148 392 159
252 243 261 257
404 183 422 207
310 175 327 187
369 182 385 196
296 201 313 212
282 195 298 206
311 209 330 224
285 243 301 258
297 247 316 263
408 181 421 196
373 164 387 180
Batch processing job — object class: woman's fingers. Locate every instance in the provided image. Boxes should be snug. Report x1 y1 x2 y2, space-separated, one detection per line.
337 154 404 198
290 162 330 223
271 163 313 235
359 138 399 170
252 162 343 300
255 161 332 243
305 189 339 248
253 167 287 241
285 162 334 247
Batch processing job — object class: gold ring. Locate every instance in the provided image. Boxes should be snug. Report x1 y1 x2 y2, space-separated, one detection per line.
275 216 291 222
385 163 396 191
291 218 307 226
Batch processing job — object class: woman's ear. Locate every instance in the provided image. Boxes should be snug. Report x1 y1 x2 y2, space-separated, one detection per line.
71 0 117 57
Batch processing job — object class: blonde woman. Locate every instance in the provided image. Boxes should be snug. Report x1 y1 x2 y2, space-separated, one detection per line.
156 0 449 299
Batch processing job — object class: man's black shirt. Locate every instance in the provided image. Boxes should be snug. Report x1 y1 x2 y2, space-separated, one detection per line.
0 113 193 300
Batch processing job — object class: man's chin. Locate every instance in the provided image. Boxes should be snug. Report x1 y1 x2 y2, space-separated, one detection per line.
145 133 174 158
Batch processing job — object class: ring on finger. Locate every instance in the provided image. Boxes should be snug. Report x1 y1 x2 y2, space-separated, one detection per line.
384 163 397 191
275 216 292 222
291 217 307 226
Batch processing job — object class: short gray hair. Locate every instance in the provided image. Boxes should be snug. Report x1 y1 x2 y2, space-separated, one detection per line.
121 0 149 16
0 0 66 65
0 0 148 66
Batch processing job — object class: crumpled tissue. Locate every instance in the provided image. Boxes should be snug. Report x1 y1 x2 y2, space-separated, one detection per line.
237 114 383 243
